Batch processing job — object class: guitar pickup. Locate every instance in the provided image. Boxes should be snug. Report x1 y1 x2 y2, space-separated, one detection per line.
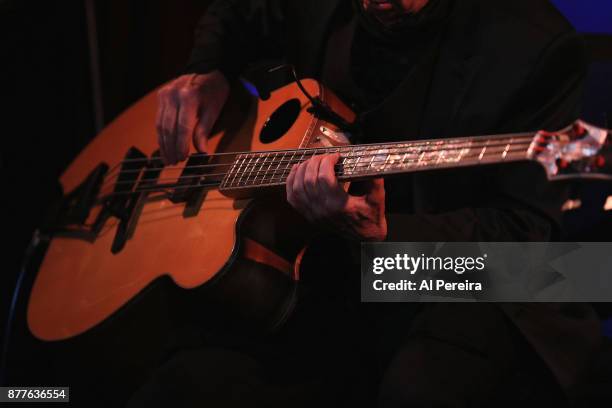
168 154 211 218
50 162 108 237
110 149 163 254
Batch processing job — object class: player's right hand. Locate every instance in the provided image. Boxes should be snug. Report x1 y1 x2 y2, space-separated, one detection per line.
156 70 230 164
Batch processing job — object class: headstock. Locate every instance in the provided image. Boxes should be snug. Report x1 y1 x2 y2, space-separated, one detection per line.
529 120 611 181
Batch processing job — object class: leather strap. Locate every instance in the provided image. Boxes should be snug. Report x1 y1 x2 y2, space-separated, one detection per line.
243 238 294 278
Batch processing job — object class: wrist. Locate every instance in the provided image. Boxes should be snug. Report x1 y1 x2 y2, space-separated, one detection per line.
343 199 387 241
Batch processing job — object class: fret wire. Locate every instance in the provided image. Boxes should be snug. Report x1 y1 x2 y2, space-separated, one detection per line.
262 152 271 183
416 151 425 166
225 156 234 187
230 155 238 186
344 147 356 176
368 152 377 172
253 153 265 185
223 157 234 188
253 154 263 184
278 151 290 182
239 155 254 187
478 139 489 161
253 154 263 185
502 139 512 160
243 154 255 186
260 153 268 182
349 149 361 173
238 155 253 187
382 150 392 172
232 155 245 187
287 150 297 180
353 147 363 175
353 147 364 174
251 153 261 185
300 149 308 166
265 152 277 185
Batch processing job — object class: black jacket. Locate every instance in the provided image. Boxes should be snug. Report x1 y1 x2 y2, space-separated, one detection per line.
186 0 600 389
186 0 586 242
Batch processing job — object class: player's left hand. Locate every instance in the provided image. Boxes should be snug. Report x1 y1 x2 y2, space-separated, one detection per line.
286 153 387 241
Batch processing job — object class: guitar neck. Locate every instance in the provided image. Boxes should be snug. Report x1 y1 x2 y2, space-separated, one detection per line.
219 132 536 196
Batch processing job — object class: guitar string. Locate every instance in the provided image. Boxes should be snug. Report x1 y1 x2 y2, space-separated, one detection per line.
98 134 536 192
99 136 535 191
99 133 536 189
96 148 529 201
101 144 532 191
99 130 536 181
96 150 529 203
98 139 533 193
104 136 534 177
97 143 532 197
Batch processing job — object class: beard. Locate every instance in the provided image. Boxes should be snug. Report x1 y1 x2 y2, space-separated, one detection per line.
361 0 409 27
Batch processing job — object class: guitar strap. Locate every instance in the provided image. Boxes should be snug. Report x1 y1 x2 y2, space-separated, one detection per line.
243 238 295 278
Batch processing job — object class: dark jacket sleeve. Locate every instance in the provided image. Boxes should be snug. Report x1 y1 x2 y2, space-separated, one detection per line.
185 0 288 79
386 31 587 242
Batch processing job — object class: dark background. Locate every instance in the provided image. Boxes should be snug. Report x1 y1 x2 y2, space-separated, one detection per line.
1 0 213 344
1 0 612 388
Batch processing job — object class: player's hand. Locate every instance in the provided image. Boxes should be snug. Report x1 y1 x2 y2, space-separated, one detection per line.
286 153 387 241
156 70 230 164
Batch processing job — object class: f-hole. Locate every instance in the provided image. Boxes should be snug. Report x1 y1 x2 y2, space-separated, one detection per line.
259 98 301 144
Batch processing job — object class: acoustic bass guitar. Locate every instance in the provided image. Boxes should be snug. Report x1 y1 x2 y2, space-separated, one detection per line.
27 79 611 342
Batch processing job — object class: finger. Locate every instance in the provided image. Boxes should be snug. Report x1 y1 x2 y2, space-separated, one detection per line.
317 153 342 195
159 102 176 165
286 164 298 205
193 124 207 153
302 155 324 200
175 89 199 161
156 90 168 163
292 161 313 219
364 178 386 206
318 154 348 215
161 91 180 164
293 161 308 202
193 98 221 153
305 155 329 218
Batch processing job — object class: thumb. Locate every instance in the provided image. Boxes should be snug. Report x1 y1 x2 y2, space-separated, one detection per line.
365 178 385 197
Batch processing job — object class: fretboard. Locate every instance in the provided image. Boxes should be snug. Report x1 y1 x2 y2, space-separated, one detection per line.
219 132 536 195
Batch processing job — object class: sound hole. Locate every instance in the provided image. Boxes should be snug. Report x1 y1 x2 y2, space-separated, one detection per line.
259 99 301 144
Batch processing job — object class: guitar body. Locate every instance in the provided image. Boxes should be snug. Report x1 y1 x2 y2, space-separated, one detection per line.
27 79 355 341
